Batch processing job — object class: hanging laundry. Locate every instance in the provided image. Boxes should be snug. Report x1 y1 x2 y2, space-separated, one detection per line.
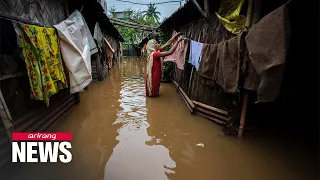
18 24 68 106
216 0 246 34
198 31 247 93
54 10 96 94
164 32 189 70
245 4 290 102
93 22 103 50
188 40 204 71
103 37 115 69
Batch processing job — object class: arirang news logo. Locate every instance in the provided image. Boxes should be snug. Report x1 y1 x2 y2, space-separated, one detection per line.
12 132 72 163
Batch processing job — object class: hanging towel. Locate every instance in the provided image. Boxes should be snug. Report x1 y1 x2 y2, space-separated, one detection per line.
18 24 68 106
164 39 189 70
54 10 95 94
198 31 247 93
245 4 290 102
198 43 218 81
188 40 204 71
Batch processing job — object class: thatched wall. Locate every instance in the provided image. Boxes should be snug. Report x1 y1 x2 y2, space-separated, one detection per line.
172 14 235 110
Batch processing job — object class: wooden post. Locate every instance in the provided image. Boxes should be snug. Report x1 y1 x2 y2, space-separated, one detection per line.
188 66 194 97
245 0 253 28
177 69 183 92
190 0 207 18
238 0 253 137
252 0 261 24
238 92 248 137
96 53 103 81
204 0 209 17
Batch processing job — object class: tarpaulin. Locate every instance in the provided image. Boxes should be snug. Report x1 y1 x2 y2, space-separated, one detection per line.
54 10 95 94
94 22 103 50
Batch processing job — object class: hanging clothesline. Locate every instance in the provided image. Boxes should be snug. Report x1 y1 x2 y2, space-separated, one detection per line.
174 30 244 46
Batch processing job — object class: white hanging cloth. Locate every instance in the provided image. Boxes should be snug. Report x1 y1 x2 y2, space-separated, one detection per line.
54 10 98 93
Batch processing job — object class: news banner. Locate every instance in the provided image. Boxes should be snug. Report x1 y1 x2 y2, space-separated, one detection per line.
11 132 72 163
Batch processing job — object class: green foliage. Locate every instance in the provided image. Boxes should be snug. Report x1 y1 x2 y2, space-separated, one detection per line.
108 6 117 18
161 62 174 82
157 29 172 51
143 3 161 23
110 6 161 45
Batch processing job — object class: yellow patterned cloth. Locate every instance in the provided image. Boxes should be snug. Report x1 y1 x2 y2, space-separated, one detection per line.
18 24 68 106
216 0 246 34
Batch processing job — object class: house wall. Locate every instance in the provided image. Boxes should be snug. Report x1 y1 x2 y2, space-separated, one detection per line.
0 0 78 131
171 13 235 111
0 0 80 175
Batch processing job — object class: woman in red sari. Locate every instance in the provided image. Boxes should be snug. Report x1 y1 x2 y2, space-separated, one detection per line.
145 33 182 97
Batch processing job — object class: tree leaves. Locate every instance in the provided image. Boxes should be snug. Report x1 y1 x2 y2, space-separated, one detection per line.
110 5 161 44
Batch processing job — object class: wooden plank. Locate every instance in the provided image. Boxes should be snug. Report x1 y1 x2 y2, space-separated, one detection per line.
172 80 195 110
196 111 225 125
195 106 231 121
238 92 249 137
192 100 228 116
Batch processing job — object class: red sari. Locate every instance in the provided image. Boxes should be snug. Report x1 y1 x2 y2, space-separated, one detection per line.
145 47 162 97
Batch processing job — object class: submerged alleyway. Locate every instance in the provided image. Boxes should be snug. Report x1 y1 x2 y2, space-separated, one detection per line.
6 57 316 180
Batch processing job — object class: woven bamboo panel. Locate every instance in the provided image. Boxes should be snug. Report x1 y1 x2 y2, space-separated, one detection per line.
172 13 235 110
0 0 67 25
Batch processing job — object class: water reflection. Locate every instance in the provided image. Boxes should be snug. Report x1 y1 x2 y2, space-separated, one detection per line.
6 57 315 180
104 62 175 180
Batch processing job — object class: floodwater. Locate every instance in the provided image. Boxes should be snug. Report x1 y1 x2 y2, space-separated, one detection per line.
6 57 317 180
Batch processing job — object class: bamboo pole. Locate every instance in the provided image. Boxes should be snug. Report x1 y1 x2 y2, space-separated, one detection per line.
96 53 103 81
190 0 207 18
109 17 156 30
238 0 253 137
204 0 209 17
172 80 195 112
196 111 225 125
187 67 194 97
177 69 183 92
245 0 253 28
238 92 249 137
195 106 231 121
192 100 228 115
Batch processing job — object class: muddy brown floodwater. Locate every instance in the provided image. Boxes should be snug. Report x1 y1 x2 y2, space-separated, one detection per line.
7 57 316 180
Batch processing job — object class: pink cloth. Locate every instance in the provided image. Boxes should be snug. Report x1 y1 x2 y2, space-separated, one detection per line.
164 37 189 70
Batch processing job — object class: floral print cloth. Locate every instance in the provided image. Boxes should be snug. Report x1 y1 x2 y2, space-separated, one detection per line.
18 24 68 106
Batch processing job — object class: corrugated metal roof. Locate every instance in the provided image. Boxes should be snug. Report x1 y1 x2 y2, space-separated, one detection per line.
67 0 124 42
